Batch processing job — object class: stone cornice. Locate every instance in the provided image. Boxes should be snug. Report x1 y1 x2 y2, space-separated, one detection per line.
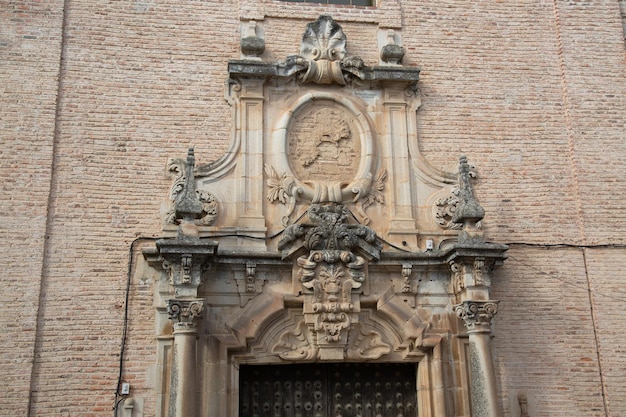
228 60 421 84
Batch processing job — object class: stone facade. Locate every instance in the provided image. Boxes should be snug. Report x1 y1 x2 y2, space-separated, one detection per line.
1 1 625 417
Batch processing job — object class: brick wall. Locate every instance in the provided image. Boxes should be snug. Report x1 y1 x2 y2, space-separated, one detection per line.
1 0 625 416
0 0 64 413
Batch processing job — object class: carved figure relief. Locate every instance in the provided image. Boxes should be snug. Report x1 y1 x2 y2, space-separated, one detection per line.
288 103 359 181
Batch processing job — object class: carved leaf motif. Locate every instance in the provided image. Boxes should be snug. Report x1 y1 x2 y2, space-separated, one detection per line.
435 187 463 230
348 328 391 360
363 168 387 209
273 322 317 360
265 164 289 204
165 157 187 224
195 190 218 226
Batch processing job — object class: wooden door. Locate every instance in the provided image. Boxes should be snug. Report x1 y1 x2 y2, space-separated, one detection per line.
239 363 417 417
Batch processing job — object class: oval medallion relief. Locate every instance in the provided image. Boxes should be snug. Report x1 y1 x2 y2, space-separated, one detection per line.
267 92 378 224
288 101 361 182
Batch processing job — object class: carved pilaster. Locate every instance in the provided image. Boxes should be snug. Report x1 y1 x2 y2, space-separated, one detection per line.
454 300 498 333
167 299 204 332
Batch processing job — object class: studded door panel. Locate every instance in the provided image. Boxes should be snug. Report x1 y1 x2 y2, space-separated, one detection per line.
239 363 417 417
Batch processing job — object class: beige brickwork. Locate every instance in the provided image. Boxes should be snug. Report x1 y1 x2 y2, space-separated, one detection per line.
0 0 64 413
1 0 625 416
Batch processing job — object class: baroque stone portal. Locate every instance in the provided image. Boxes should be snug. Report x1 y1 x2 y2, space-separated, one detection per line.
141 15 508 417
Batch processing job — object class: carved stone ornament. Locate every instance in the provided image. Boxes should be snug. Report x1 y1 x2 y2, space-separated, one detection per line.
280 15 365 86
272 319 391 361
166 299 204 331
165 148 218 227
380 30 405 65
240 20 264 59
435 159 481 230
233 263 266 307
278 204 382 360
265 160 386 226
452 156 485 242
346 327 391 360
265 164 303 227
434 187 463 230
453 300 499 333
450 258 492 295
450 261 464 294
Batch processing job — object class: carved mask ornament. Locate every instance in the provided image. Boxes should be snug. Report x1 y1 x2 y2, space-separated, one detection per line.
278 204 381 360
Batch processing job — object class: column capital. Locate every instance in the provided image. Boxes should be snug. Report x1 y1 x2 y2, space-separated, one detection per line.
453 300 498 333
167 299 204 332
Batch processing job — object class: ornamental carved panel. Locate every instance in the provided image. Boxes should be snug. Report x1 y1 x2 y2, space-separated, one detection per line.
288 102 360 182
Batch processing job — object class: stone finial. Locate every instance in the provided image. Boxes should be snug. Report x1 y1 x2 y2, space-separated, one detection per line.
174 148 203 236
240 20 265 59
452 156 485 242
380 30 405 65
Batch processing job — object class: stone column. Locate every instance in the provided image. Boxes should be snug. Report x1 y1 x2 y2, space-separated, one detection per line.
454 300 500 417
167 299 204 417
